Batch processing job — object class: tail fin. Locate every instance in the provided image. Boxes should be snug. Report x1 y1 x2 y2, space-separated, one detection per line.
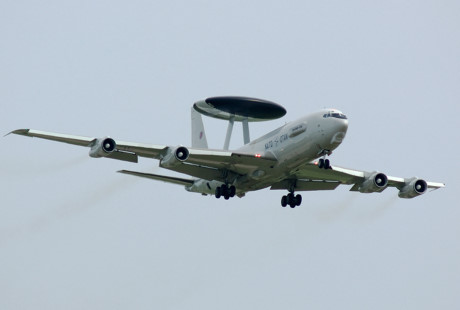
191 107 208 149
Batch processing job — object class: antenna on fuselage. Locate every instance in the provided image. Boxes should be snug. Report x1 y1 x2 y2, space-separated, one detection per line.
192 96 286 150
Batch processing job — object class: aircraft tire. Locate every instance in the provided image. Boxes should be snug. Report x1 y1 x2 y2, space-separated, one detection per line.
229 186 236 197
295 194 302 206
325 159 330 169
281 196 287 207
318 158 324 169
215 187 221 199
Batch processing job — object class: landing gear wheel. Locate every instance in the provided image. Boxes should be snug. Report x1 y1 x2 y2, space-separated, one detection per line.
281 195 287 207
286 193 296 208
318 158 332 169
295 194 302 206
281 192 302 208
217 184 236 200
229 185 236 198
318 158 324 169
215 187 221 199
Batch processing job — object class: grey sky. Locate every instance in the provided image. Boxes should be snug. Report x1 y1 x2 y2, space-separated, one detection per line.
1 1 459 309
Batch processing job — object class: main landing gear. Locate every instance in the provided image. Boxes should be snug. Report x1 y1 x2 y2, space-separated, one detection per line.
281 192 302 208
215 184 236 200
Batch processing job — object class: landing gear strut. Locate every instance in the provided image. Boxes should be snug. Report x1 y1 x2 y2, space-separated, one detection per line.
215 184 236 200
281 192 302 208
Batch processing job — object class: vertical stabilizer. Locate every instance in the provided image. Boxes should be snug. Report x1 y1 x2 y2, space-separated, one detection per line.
191 107 209 149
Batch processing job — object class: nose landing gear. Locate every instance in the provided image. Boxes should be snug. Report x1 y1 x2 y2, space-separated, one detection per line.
317 149 332 169
318 158 331 169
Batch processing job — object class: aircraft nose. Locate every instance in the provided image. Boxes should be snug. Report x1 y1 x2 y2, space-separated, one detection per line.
330 119 348 145
339 119 348 133
331 116 348 132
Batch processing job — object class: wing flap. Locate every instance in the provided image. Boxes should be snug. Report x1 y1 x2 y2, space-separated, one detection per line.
168 163 223 182
107 151 138 163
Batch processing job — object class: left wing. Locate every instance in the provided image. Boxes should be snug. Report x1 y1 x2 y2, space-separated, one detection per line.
272 162 445 198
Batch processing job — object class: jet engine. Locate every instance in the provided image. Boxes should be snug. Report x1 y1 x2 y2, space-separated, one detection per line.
357 172 388 193
89 137 116 158
160 146 190 168
398 178 427 198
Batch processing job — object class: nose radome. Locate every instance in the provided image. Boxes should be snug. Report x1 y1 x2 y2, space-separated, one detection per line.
330 119 348 145
331 116 348 131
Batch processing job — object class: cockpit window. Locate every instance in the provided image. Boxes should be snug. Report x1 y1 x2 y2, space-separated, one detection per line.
323 112 347 119
331 113 347 119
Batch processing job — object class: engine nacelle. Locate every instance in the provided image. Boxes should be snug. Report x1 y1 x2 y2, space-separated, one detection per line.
89 137 116 158
160 146 190 168
357 172 388 193
398 178 427 198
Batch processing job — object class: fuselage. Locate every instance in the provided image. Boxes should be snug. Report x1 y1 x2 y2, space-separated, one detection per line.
235 108 348 191
188 109 348 195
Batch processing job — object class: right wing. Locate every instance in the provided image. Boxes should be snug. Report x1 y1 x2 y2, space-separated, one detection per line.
9 129 169 163
9 128 277 183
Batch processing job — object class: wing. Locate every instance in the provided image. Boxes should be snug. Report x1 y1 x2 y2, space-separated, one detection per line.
9 129 168 162
8 129 277 183
271 162 445 198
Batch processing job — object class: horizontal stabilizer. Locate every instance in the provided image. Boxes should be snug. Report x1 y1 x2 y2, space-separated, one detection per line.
118 170 194 186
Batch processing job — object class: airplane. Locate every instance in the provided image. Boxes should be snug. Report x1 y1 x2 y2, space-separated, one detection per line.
8 96 444 208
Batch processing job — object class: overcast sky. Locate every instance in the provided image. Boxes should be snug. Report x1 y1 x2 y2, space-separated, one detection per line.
1 1 459 309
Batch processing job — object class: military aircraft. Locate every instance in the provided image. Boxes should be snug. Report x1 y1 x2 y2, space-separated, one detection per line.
8 96 444 208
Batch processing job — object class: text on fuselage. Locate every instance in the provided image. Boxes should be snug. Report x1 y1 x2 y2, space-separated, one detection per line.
265 134 288 150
